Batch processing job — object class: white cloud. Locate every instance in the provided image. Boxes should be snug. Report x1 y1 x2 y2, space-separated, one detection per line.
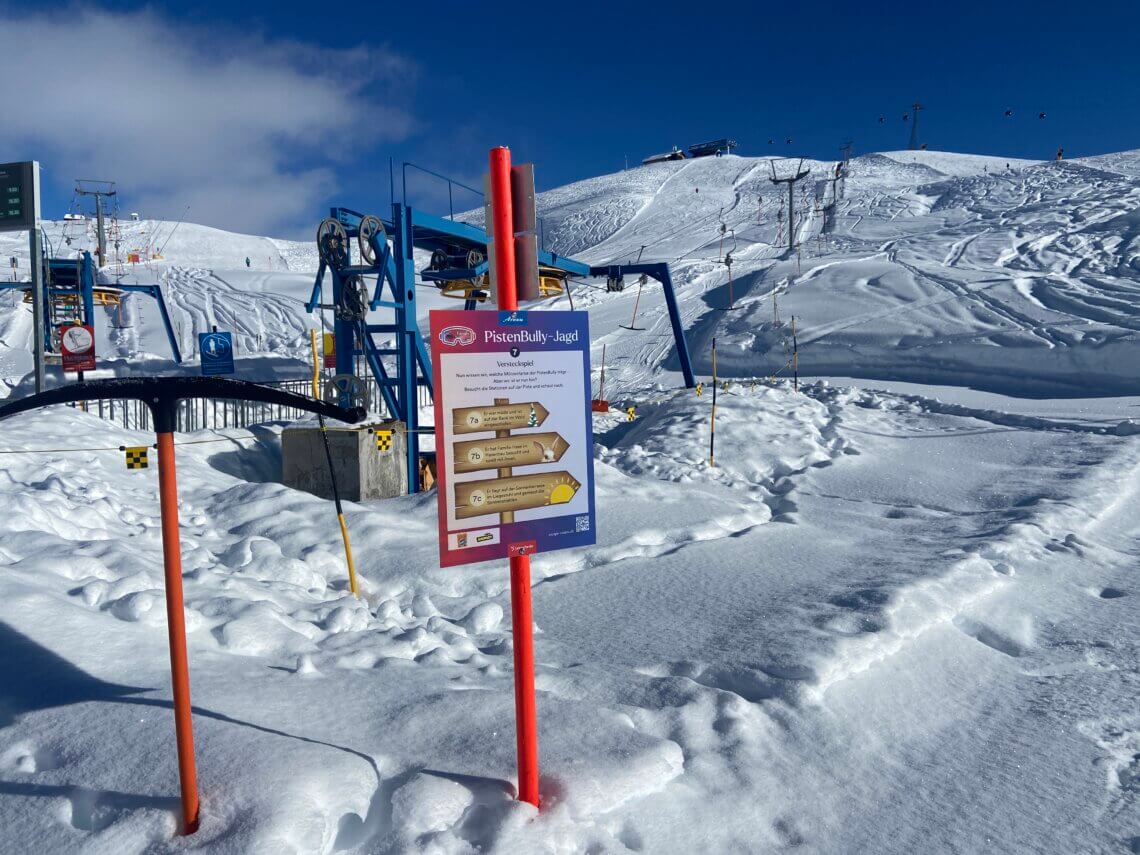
0 7 416 236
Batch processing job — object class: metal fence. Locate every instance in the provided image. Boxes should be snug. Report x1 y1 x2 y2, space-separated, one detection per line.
75 378 433 433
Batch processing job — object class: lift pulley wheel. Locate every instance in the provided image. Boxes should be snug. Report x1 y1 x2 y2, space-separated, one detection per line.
429 248 485 271
318 218 350 269
358 215 385 267
335 276 368 322
324 373 364 406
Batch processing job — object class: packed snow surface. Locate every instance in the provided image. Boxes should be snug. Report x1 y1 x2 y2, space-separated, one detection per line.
0 148 1138 853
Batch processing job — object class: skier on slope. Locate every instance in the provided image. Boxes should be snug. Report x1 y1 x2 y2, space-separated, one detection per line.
245 256 251 268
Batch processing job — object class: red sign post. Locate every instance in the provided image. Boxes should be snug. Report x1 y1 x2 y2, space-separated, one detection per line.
60 324 96 372
490 145 541 808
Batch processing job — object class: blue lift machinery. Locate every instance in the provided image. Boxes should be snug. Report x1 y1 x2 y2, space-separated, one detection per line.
307 197 696 495
0 250 183 363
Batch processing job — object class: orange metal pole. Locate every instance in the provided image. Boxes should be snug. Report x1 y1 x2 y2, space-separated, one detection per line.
156 431 201 834
508 555 538 807
490 145 540 809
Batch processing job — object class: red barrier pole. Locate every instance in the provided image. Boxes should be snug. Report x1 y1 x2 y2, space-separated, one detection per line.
490 145 540 809
156 431 201 833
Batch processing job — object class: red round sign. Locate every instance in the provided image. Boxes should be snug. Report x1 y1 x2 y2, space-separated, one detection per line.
60 324 96 372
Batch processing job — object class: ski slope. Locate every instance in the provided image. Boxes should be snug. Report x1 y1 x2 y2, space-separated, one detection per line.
0 220 320 387
532 149 1140 400
4 148 1136 399
0 148 1138 854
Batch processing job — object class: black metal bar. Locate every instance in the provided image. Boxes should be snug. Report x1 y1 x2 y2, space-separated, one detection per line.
402 161 484 213
0 377 364 432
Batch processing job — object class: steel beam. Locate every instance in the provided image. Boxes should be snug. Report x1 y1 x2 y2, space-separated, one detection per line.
393 203 420 492
588 262 695 388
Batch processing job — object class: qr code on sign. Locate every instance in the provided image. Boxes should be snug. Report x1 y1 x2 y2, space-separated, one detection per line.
575 515 591 533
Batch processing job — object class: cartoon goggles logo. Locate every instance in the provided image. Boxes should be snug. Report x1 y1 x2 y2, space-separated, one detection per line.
438 325 476 346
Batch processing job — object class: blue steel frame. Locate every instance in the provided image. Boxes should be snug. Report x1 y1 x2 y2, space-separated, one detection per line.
308 204 433 493
117 284 184 364
0 250 183 363
307 201 695 493
307 203 591 494
589 263 696 388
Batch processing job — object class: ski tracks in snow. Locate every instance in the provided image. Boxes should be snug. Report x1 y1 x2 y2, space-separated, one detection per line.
161 267 313 361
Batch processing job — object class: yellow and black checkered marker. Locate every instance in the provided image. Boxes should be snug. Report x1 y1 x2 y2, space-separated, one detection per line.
695 382 703 397
375 430 393 453
123 446 149 470
626 406 636 422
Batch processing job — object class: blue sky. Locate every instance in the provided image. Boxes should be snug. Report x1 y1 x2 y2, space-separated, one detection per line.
2 1 1138 236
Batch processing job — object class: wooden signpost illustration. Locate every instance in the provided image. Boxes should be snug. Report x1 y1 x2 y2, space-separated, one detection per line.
451 399 579 518
453 401 549 433
454 471 581 517
452 431 569 473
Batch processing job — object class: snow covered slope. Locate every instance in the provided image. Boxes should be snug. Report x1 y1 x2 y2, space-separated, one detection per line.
0 220 319 385
3 147 1137 399
1 380 1137 853
0 218 317 277
0 148 1138 854
527 149 1140 399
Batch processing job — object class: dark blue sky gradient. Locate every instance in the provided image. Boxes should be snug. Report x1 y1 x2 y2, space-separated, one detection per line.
36 0 1140 226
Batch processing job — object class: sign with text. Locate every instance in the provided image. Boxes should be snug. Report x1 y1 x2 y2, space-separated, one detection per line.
60 324 96 372
198 331 235 376
430 309 595 567
452 431 570 473
452 401 549 433
0 161 39 234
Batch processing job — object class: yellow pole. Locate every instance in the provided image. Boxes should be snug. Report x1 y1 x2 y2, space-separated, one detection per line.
709 338 717 467
792 316 799 393
310 329 321 401
310 330 360 597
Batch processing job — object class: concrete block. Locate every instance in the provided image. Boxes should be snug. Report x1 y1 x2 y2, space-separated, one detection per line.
282 420 407 501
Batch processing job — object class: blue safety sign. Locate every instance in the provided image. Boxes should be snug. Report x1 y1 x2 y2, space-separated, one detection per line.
198 331 235 376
